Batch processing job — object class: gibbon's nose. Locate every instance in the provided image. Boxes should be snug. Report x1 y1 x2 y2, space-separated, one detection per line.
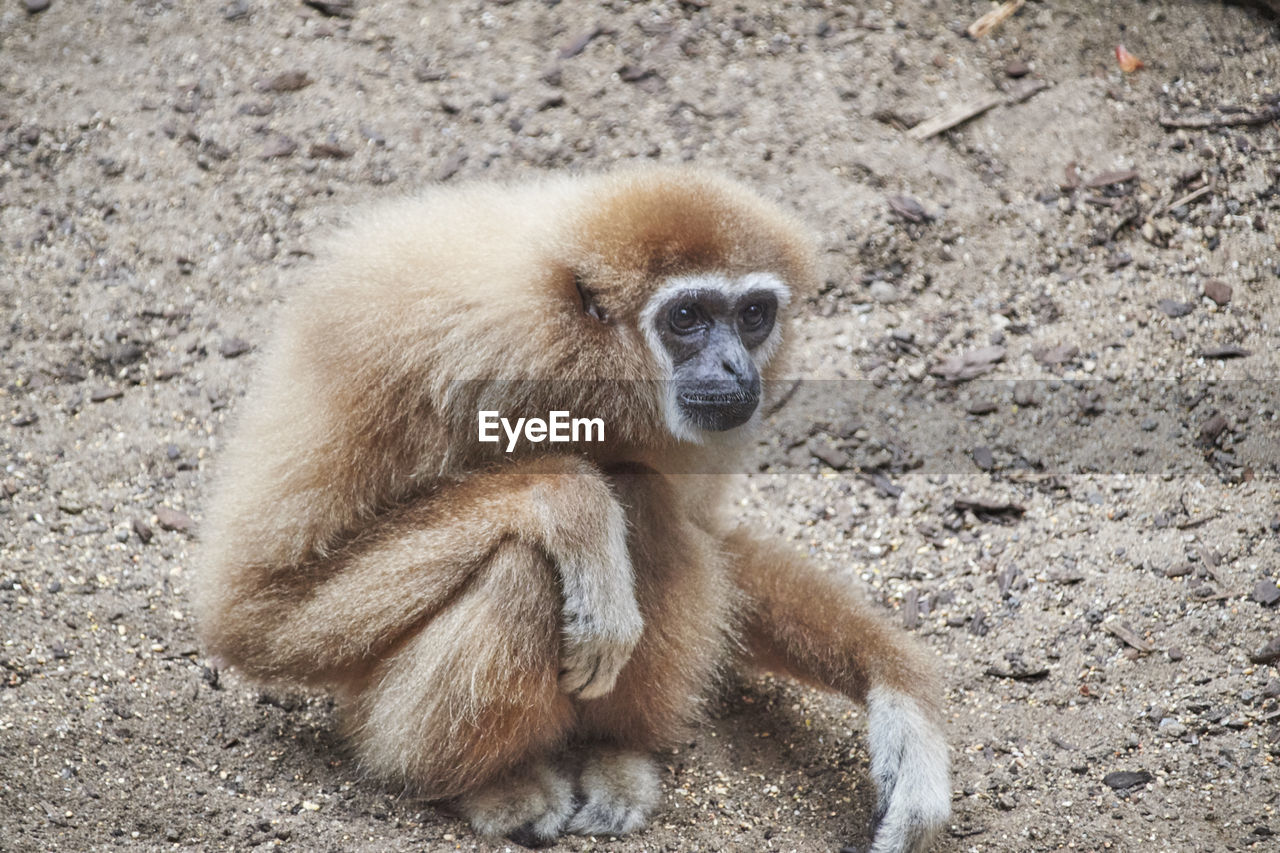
717 343 756 386
722 352 760 397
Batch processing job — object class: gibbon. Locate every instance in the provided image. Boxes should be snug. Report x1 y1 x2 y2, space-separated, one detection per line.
194 167 950 852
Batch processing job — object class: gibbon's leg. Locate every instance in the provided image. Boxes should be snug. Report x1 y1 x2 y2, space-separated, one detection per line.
344 538 577 845
200 456 642 700
724 532 950 853
566 747 662 837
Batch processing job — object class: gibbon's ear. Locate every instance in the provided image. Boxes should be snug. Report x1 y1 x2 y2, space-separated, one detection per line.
574 273 609 325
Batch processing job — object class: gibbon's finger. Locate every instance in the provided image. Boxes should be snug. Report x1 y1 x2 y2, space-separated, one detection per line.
557 584 643 699
558 654 603 696
557 628 632 699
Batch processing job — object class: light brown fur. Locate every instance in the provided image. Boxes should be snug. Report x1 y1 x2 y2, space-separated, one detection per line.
195 167 948 851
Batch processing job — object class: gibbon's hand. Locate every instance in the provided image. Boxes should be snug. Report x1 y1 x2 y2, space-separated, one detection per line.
558 578 644 699
536 478 644 700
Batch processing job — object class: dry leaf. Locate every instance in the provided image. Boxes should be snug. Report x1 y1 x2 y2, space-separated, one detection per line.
1115 44 1144 73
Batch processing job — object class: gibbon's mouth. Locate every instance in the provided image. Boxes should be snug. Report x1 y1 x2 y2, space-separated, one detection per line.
676 388 759 432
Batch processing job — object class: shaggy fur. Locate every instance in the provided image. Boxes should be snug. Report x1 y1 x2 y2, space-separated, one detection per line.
194 167 949 851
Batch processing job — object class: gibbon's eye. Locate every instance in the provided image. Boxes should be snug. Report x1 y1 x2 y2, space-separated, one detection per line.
669 303 703 333
740 302 766 330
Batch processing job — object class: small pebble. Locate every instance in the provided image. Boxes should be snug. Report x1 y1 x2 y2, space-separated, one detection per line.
1203 278 1232 306
1013 382 1038 407
132 518 154 544
219 338 252 359
1004 59 1030 78
154 507 193 533
869 281 898 303
972 445 995 470
260 136 298 159
1157 299 1194 318
1252 579 1280 607
1103 770 1152 790
1249 637 1280 665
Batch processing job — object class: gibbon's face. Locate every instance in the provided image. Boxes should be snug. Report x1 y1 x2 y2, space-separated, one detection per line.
564 168 816 443
639 272 790 438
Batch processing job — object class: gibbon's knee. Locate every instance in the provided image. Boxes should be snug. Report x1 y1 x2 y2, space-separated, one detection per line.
343 539 576 797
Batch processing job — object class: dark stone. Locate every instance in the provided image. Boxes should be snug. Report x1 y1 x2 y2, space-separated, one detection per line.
219 338 251 359
1250 637 1280 665
1103 770 1152 790
1157 299 1194 318
1252 579 1280 607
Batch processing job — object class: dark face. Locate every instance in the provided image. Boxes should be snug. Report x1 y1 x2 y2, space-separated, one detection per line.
651 285 779 432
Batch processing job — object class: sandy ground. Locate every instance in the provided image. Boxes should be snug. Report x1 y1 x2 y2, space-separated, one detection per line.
3 1 1279 851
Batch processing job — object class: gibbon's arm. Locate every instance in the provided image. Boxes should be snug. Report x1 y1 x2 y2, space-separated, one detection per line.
199 456 642 698
724 532 950 853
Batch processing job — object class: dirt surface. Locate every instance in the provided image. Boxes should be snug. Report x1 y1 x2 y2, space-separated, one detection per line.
3 1 1280 851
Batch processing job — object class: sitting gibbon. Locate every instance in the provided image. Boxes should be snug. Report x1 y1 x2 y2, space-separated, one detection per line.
194 167 950 852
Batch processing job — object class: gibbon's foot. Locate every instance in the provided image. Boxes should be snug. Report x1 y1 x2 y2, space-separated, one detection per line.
455 760 575 848
566 748 660 837
865 687 951 853
557 586 644 700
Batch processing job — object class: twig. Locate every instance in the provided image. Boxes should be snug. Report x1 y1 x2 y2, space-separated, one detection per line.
1198 546 1228 589
968 0 1026 38
1104 622 1155 653
907 93 1005 140
764 378 802 417
1005 78 1049 104
1158 104 1280 129
1164 184 1213 213
1175 512 1221 530
908 81 1049 142
1190 591 1237 602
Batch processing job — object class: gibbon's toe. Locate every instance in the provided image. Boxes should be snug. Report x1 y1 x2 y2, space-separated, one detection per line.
565 749 660 837
507 821 560 850
456 760 575 846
